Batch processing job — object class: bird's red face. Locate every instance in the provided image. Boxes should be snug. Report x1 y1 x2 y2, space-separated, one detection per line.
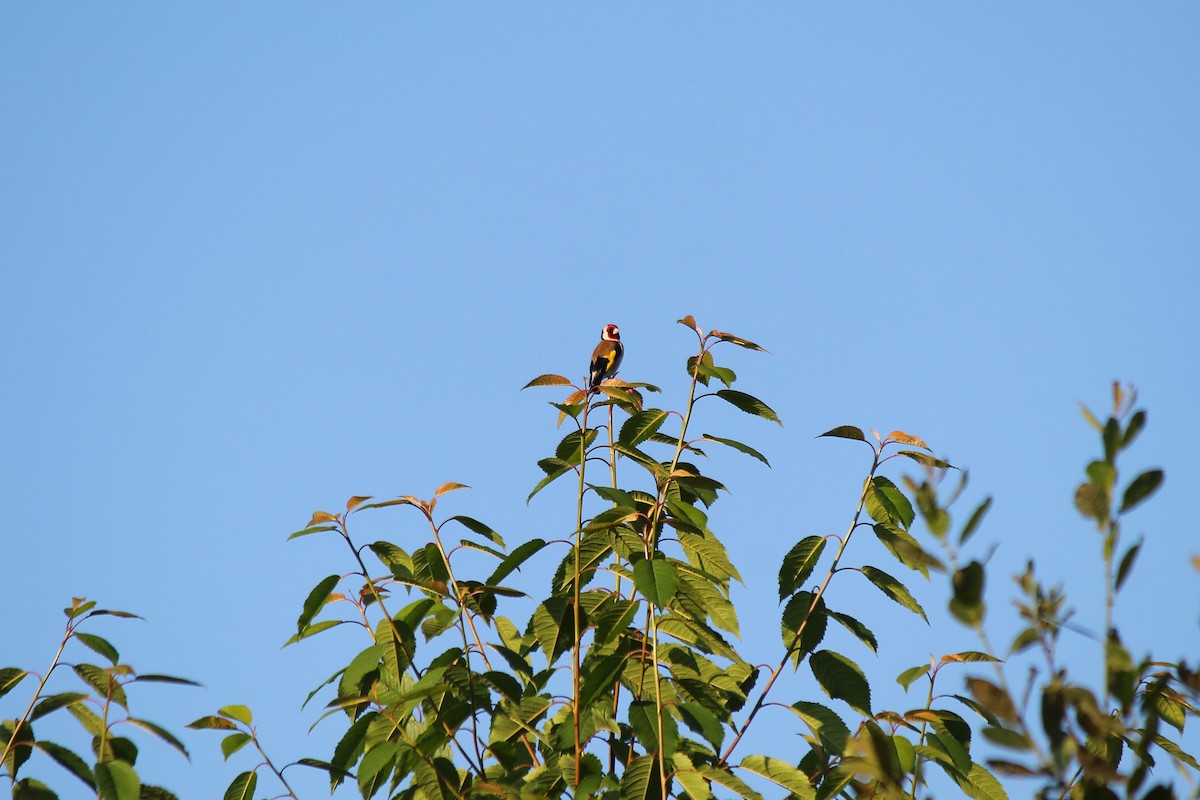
603 324 621 341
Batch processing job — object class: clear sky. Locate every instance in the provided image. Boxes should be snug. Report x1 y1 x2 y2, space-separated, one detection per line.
3 5 1198 798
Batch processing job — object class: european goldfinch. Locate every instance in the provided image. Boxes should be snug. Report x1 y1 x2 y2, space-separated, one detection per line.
589 324 624 391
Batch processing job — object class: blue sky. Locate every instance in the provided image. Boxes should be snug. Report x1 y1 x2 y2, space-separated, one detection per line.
3 5 1198 797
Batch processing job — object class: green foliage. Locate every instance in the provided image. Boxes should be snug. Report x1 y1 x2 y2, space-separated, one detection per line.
1 598 195 799
10 326 1198 800
182 347 1200 799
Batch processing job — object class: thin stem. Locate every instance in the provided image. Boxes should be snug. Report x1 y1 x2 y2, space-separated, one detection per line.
572 400 591 787
720 445 881 766
0 619 74 780
251 730 300 800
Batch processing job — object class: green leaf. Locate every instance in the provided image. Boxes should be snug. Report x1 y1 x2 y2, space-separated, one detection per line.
778 536 826 600
700 433 770 466
818 425 865 441
828 611 877 653
781 592 827 658
678 702 725 752
556 428 599 463
673 755 713 799
487 538 548 585
620 409 670 447
950 561 986 625
220 733 251 761
0 667 27 699
738 755 815 798
75 634 120 665
34 740 95 789
297 575 340 635
123 718 189 760
809 650 871 716
12 778 57 800
633 559 680 608
1120 469 1164 514
953 761 1009 800
221 771 257 800
714 390 782 425
187 715 238 732
1123 409 1147 449
959 496 992 546
866 476 915 529
789 701 851 755
1115 538 1142 592
445 515 505 547
522 373 572 389
30 692 88 721
711 330 768 352
358 742 399 797
619 754 659 800
873 523 943 578
287 523 338 540
696 764 764 800
74 664 127 709
897 663 931 691
218 705 253 726
94 760 139 800
861 566 927 621
895 450 952 468
130 673 200 687
527 461 574 503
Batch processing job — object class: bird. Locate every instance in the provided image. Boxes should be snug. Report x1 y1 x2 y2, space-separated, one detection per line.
589 324 623 391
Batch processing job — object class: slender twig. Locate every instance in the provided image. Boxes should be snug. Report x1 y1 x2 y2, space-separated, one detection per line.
720 442 881 766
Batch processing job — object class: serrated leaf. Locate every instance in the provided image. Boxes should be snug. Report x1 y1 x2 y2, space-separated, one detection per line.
789 701 850 755
1120 469 1163 514
700 434 770 466
696 764 763 800
897 664 931 691
75 634 119 665
829 611 877 653
711 330 768 352
738 755 814 797
809 650 871 716
715 390 782 425
31 692 88 720
94 760 139 800
0 667 27 699
895 450 951 468
633 559 679 608
187 715 239 731
778 536 826 599
887 431 929 449
125 717 189 759
819 425 866 441
218 705 253 726
522 373 572 389
866 476 915 529
444 515 504 546
34 740 95 788
620 409 670 448
297 575 340 635
222 771 257 800
861 566 927 621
